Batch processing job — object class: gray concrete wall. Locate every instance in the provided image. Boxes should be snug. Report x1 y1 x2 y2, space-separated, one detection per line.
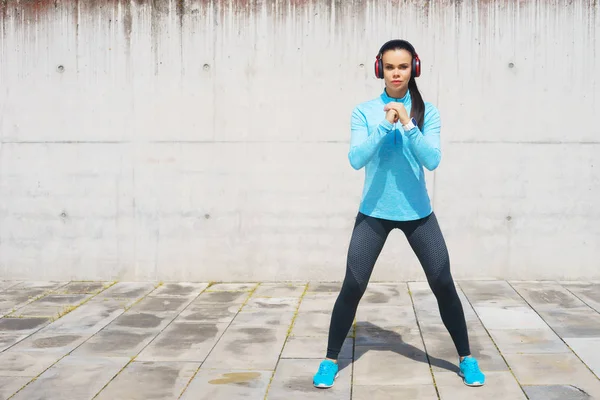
1 0 599 282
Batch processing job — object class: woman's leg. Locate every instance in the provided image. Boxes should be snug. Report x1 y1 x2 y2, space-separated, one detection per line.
325 212 393 360
401 212 485 386
314 212 393 388
401 212 470 357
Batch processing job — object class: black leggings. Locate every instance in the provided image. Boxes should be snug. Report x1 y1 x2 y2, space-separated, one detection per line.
326 211 470 359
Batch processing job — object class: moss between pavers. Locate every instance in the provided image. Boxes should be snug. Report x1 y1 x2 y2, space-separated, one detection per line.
262 282 310 400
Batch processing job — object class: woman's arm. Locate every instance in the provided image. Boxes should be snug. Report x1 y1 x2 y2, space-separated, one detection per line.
404 104 442 171
348 107 395 170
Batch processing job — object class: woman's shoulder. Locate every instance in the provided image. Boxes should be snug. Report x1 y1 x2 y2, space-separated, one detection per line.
353 96 383 112
351 97 385 121
424 101 440 115
423 101 442 127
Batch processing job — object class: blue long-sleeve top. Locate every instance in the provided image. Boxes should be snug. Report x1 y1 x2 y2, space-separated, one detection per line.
348 89 442 221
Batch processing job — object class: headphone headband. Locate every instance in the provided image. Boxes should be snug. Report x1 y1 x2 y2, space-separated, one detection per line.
377 39 416 57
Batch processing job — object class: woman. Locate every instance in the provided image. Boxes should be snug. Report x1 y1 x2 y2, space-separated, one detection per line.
312 39 485 388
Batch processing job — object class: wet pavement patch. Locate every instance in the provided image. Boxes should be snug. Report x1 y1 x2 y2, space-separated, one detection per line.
209 372 262 386
0 317 49 331
158 323 219 348
114 313 163 329
32 334 81 349
523 384 592 399
135 297 188 313
225 327 274 354
195 291 247 304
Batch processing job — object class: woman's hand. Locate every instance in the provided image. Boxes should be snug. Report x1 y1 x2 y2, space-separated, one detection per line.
385 109 399 124
384 102 410 125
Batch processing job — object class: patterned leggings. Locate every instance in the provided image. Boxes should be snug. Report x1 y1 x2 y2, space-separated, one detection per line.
326 211 471 359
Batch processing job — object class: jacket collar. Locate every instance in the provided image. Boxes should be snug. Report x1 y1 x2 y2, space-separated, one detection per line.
380 88 411 106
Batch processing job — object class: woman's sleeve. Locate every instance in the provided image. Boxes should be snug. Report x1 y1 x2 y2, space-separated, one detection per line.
348 107 394 170
404 104 442 171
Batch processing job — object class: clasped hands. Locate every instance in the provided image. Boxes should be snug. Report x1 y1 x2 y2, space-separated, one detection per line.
384 102 410 125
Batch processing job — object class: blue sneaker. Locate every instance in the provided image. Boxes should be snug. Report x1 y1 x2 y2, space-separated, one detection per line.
459 356 485 386
313 359 339 388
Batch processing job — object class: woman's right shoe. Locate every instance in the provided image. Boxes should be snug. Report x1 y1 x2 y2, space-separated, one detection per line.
459 356 485 386
313 359 339 388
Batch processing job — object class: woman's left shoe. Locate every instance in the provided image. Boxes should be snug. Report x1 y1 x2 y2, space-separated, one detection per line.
458 356 485 387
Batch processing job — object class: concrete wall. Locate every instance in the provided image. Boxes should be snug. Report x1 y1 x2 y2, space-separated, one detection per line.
1 0 599 282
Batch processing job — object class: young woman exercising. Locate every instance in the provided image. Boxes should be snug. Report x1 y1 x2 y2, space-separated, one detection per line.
312 39 486 389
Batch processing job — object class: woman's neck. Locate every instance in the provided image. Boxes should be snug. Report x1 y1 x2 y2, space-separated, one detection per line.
385 86 408 99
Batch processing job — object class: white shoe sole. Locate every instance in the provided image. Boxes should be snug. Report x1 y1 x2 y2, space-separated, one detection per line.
458 371 484 387
313 372 340 389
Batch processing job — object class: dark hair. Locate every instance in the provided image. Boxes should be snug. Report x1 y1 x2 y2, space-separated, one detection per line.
378 39 425 129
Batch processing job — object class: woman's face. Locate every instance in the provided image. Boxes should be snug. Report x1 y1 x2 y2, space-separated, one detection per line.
382 48 413 95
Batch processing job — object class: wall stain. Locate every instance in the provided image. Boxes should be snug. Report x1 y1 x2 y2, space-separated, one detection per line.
175 0 183 25
1 0 7 37
1 0 597 37
123 0 133 43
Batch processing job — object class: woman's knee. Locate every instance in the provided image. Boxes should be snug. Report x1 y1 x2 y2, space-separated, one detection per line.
339 273 366 305
429 271 456 298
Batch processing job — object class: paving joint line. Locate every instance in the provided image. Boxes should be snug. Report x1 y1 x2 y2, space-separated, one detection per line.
456 281 531 399
406 281 442 400
72 281 167 399
5 281 120 400
262 282 310 400
91 281 203 399
560 282 600 316
506 280 600 385
177 282 261 399
3 281 73 318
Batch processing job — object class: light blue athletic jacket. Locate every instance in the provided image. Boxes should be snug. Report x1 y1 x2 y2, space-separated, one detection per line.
348 89 442 222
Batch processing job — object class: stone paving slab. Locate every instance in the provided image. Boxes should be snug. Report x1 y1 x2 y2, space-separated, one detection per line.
180 368 272 400
8 331 89 354
353 344 433 386
0 377 31 400
201 324 290 370
0 317 50 336
148 282 209 298
523 384 594 400
352 384 438 399
562 282 600 313
503 353 600 397
136 321 230 362
253 283 306 298
95 361 199 400
96 282 157 299
0 280 599 399
192 290 249 305
267 358 352 399
0 281 22 292
54 281 113 295
564 337 600 377
38 297 131 334
8 294 91 318
10 355 130 400
435 370 526 399
0 333 30 352
0 349 64 377
487 328 571 354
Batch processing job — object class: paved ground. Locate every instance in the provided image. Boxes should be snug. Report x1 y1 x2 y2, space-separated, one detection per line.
0 280 599 399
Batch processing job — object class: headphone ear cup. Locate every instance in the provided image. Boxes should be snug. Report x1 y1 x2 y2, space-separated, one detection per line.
413 54 421 78
374 57 383 79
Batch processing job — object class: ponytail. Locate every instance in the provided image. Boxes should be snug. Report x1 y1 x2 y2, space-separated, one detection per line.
408 78 425 130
